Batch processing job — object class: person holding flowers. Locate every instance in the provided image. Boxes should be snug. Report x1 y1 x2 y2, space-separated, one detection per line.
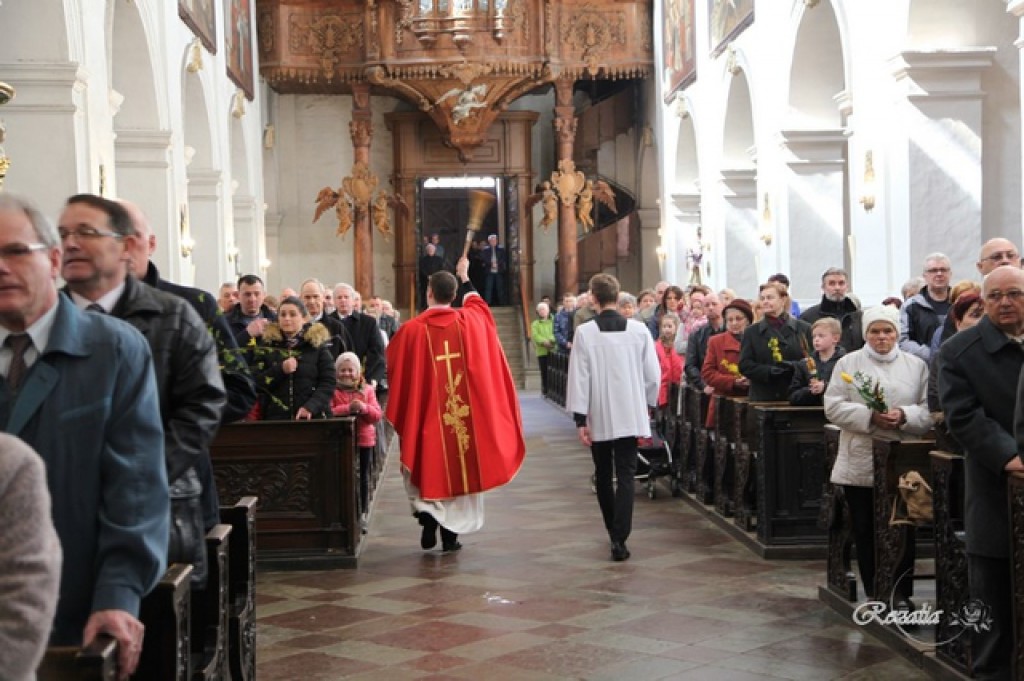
701 299 753 427
738 281 813 401
824 305 933 606
789 317 845 406
252 296 336 420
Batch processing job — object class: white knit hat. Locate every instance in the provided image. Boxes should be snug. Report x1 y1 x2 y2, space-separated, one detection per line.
861 305 901 335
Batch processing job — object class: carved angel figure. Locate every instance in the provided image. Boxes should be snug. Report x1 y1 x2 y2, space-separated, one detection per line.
525 181 558 232
313 186 353 238
370 192 409 242
576 180 617 233
437 83 488 124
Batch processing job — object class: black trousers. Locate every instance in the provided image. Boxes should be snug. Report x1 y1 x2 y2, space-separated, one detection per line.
592 437 638 544
358 446 373 514
843 485 915 600
968 553 1012 680
537 355 550 395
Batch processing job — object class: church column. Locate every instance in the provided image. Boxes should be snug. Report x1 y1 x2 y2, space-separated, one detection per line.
512 172 534 305
1009 0 1024 238
393 174 418 318
186 170 225 290
719 170 758 296
233 196 257 279
350 83 374 298
0 63 89 207
114 129 176 277
553 77 579 295
668 192 700 286
777 130 847 298
889 49 995 277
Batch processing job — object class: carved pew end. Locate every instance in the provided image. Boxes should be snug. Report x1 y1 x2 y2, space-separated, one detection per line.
38 635 119 681
221 496 258 681
137 562 194 681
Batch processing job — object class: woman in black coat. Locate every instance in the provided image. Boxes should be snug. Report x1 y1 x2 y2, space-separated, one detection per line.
253 297 336 420
739 281 813 402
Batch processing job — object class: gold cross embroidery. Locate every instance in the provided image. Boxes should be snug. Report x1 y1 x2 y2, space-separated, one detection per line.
435 340 470 491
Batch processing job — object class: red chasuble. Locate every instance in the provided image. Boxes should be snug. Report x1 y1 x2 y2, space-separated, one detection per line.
386 294 525 500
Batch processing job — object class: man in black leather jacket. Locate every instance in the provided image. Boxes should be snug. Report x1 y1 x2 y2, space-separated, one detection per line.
59 194 226 585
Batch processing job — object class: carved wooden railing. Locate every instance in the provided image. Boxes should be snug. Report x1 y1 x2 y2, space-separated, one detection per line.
712 395 736 517
870 437 935 604
211 419 359 568
823 425 857 601
755 405 827 546
931 450 970 675
732 397 760 532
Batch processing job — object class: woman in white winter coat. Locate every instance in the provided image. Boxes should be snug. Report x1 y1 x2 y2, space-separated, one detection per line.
824 305 933 605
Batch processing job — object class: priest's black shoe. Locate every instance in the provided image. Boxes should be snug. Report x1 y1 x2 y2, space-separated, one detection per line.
440 526 461 552
417 512 438 550
610 541 630 562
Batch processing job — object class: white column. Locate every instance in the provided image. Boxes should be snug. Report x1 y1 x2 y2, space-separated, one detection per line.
890 48 996 276
719 170 759 296
778 129 847 303
1009 0 1024 245
636 206 662 285
186 170 225 291
114 129 176 277
0 63 89 211
669 192 701 286
232 195 257 278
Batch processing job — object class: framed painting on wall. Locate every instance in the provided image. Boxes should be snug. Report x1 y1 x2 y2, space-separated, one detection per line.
179 0 217 53
710 0 754 58
225 0 255 100
663 0 697 101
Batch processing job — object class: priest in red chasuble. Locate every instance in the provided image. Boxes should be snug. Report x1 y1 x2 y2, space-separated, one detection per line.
386 257 525 552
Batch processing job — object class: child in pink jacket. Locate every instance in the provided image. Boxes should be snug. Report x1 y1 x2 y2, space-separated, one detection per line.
331 352 382 531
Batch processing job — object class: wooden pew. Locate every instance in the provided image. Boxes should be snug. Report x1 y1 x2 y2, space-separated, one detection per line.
870 437 935 604
38 635 119 681
691 388 713 504
712 395 736 516
136 563 194 681
191 524 231 681
1008 471 1024 679
732 397 759 532
930 450 971 675
210 419 359 568
221 497 258 681
823 425 858 601
755 405 828 546
677 385 698 494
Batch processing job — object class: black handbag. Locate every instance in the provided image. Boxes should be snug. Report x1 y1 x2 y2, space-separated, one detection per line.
167 466 208 588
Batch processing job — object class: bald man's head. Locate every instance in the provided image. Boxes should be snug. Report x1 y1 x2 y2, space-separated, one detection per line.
116 199 157 279
977 238 1020 276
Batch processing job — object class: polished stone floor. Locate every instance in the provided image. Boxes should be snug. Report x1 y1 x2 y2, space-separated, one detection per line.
254 394 928 680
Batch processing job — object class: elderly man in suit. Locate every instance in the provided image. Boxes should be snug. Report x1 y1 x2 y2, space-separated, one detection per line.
0 194 167 678
940 264 1024 680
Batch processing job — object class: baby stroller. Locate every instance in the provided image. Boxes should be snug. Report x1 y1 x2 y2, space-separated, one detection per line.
635 415 678 499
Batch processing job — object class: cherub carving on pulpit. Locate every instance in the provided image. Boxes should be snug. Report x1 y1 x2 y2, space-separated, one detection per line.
526 181 558 232
576 180 617 233
437 83 488 124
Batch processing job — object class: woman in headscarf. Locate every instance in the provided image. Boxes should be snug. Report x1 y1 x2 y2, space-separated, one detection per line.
824 305 933 605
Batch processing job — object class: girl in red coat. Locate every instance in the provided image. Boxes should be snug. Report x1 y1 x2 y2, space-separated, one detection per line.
656 314 684 408
701 299 753 427
331 352 382 532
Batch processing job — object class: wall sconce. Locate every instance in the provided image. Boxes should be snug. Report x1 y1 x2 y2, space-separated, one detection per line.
860 150 876 211
759 193 773 246
186 38 204 73
231 89 246 119
180 235 196 258
179 205 195 258
226 244 240 275
0 81 15 191
655 245 667 263
259 257 271 270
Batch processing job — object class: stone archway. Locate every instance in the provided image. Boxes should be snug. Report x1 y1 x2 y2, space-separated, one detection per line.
782 1 848 297
110 0 176 277
719 68 758 295
670 110 701 286
182 69 223 289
